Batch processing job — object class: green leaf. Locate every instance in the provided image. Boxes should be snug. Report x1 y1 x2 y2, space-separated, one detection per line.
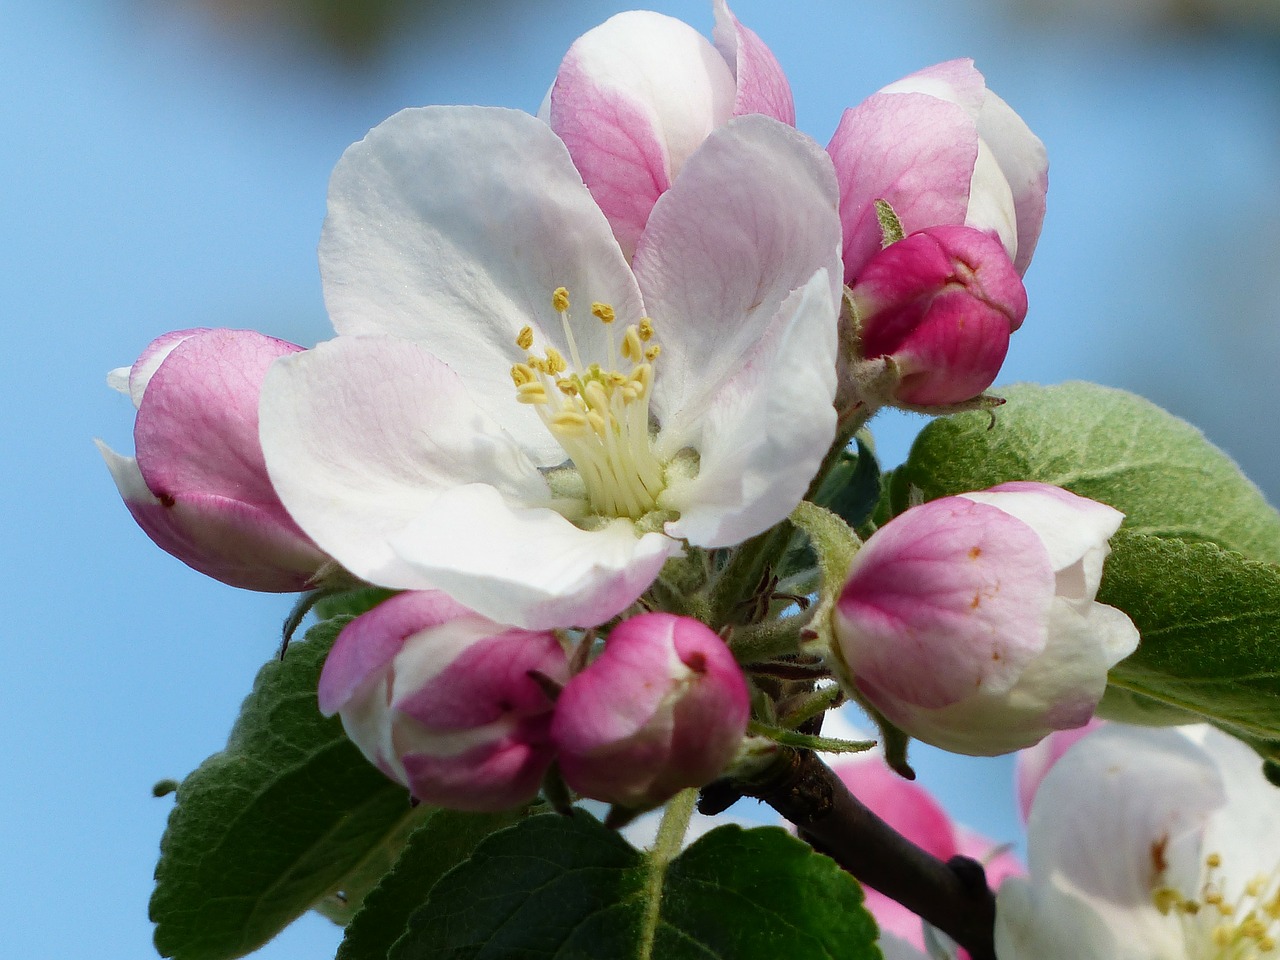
151 617 422 960
390 813 880 960
813 437 882 532
893 381 1280 563
1098 532 1280 743
337 809 524 960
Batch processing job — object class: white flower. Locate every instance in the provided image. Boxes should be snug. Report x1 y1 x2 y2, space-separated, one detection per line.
997 724 1280 959
259 106 842 629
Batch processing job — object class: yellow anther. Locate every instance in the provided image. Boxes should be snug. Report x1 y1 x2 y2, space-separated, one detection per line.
586 410 606 438
557 380 579 396
553 287 571 312
1248 878 1265 898
545 347 567 374
622 325 644 363
638 317 654 341
645 344 661 361
516 382 549 404
516 325 534 350
528 356 549 374
1207 854 1224 869
591 302 616 324
511 363 535 386
1154 888 1182 915
1261 935 1276 950
1207 892 1225 906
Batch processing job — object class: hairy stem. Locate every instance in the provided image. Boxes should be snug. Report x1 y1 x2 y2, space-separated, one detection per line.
637 788 698 960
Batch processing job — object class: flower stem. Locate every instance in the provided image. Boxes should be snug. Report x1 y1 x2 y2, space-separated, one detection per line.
637 788 698 960
726 750 997 960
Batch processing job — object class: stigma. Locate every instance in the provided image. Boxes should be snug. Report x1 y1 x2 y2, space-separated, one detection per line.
510 287 666 520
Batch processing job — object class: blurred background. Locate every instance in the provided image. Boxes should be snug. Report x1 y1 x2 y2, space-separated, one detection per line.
5 0 1278 956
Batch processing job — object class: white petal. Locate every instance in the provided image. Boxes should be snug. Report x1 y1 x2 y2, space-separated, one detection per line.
976 91 1049 275
1018 726 1224 954
320 105 643 464
1194 726 1280 886
964 139 1018 260
259 335 548 590
633 114 841 432
391 483 680 630
95 440 159 505
661 270 837 548
961 485 1124 595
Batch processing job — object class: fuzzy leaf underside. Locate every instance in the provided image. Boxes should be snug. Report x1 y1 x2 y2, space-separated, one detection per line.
893 381 1280 563
1097 532 1280 746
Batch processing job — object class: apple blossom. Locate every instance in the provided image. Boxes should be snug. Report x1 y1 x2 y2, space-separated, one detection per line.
849 224 1028 406
97 328 328 592
543 1 793 260
996 724 1280 960
259 104 843 630
550 612 749 809
829 59 1048 284
317 590 568 812
1014 717 1105 821
831 482 1139 755
831 753 1023 957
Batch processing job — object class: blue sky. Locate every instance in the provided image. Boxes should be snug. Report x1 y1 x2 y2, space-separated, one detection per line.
5 0 1278 956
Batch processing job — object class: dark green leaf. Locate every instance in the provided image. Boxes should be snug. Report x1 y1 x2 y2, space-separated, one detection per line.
1099 532 1280 743
337 809 524 960
151 617 422 960
893 381 1280 563
390 813 880 960
814 437 882 531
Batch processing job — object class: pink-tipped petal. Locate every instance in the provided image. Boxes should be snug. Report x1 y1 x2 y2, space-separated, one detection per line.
635 114 841 431
711 0 795 124
548 12 735 260
828 93 978 282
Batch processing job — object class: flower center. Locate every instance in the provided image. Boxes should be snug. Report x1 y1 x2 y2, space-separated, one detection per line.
1153 851 1280 959
511 287 666 520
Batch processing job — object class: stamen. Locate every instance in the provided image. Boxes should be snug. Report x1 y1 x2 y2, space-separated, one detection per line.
511 288 669 519
1152 849 1280 959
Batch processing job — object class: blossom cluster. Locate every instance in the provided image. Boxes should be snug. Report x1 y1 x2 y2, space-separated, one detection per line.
99 2 1169 952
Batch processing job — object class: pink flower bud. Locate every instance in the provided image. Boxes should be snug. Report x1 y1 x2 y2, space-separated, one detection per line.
851 225 1028 406
97 328 327 592
318 591 569 812
551 613 749 808
832 482 1139 756
829 59 1048 282
544 2 793 259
